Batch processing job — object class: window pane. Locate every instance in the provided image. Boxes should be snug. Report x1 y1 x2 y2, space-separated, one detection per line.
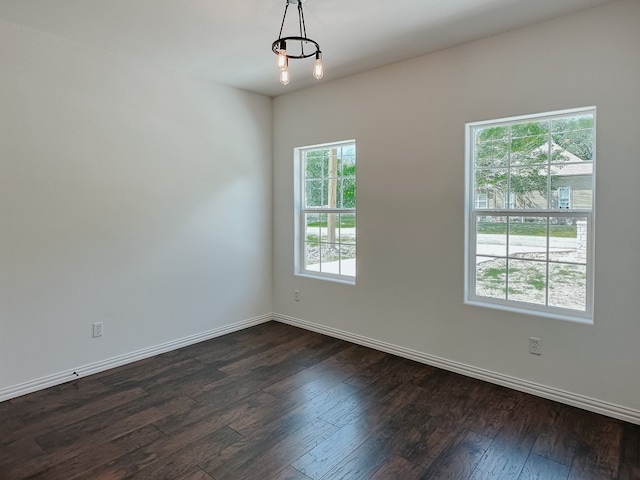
549 217 588 264
570 179 593 210
320 244 340 274
509 166 549 209
340 152 356 172
548 143 587 164
476 125 508 143
340 245 356 277
304 213 321 244
305 180 325 207
508 217 548 260
511 120 549 139
551 115 594 161
510 120 549 164
320 213 331 242
475 257 506 300
318 213 328 243
305 152 328 179
551 167 593 209
507 260 546 305
510 134 549 166
338 213 356 244
304 243 320 271
340 244 356 261
475 169 508 208
549 263 586 311
475 139 509 168
339 176 356 208
476 216 507 258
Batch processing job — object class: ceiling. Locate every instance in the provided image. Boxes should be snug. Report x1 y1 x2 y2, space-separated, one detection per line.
0 0 615 97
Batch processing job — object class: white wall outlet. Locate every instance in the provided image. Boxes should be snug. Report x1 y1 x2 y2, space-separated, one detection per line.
529 337 542 355
93 322 103 338
294 289 300 302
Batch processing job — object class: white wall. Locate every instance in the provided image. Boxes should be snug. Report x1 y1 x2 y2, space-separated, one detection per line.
0 20 272 391
273 1 640 418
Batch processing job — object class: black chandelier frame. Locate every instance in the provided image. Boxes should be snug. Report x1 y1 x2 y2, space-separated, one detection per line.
271 0 321 60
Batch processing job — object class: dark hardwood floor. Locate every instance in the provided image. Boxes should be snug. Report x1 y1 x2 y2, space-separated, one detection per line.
1 321 638 479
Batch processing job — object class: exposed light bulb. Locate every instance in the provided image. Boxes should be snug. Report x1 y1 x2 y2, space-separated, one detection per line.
276 41 288 71
277 52 288 71
280 68 290 86
313 52 323 80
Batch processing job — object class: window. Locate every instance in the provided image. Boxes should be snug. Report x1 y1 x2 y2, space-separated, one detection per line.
465 107 595 322
475 193 488 209
558 186 571 209
295 141 356 282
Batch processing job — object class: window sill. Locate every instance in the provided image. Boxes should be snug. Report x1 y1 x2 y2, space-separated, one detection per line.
464 298 593 325
295 272 356 285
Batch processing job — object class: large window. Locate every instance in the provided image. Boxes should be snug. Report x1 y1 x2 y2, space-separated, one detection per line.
465 108 595 322
295 141 356 282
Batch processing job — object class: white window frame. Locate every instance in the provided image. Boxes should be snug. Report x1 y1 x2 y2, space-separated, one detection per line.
464 107 596 323
294 140 356 284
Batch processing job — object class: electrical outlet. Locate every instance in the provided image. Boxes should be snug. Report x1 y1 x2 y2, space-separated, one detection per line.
529 337 542 355
294 289 301 302
93 322 103 338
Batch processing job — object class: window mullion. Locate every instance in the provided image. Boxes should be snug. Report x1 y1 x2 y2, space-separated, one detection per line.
547 123 552 210
545 215 550 307
505 215 510 301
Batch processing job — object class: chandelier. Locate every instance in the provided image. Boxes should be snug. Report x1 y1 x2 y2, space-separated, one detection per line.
272 0 323 85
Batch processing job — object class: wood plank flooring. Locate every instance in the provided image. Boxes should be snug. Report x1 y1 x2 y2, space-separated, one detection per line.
1 321 638 479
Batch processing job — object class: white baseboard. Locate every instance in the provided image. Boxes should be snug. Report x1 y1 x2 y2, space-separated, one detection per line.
5 312 638 425
273 313 640 425
0 314 272 403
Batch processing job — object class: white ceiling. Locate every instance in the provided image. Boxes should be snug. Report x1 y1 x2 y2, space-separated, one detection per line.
0 0 615 97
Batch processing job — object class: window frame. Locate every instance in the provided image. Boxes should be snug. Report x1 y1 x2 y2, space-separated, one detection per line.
464 107 596 324
294 140 356 284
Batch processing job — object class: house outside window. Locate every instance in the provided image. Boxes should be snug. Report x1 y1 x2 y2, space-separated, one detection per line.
295 141 356 283
465 107 595 322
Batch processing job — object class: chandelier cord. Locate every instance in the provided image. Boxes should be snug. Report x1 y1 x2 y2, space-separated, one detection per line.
277 2 289 40
298 2 307 56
